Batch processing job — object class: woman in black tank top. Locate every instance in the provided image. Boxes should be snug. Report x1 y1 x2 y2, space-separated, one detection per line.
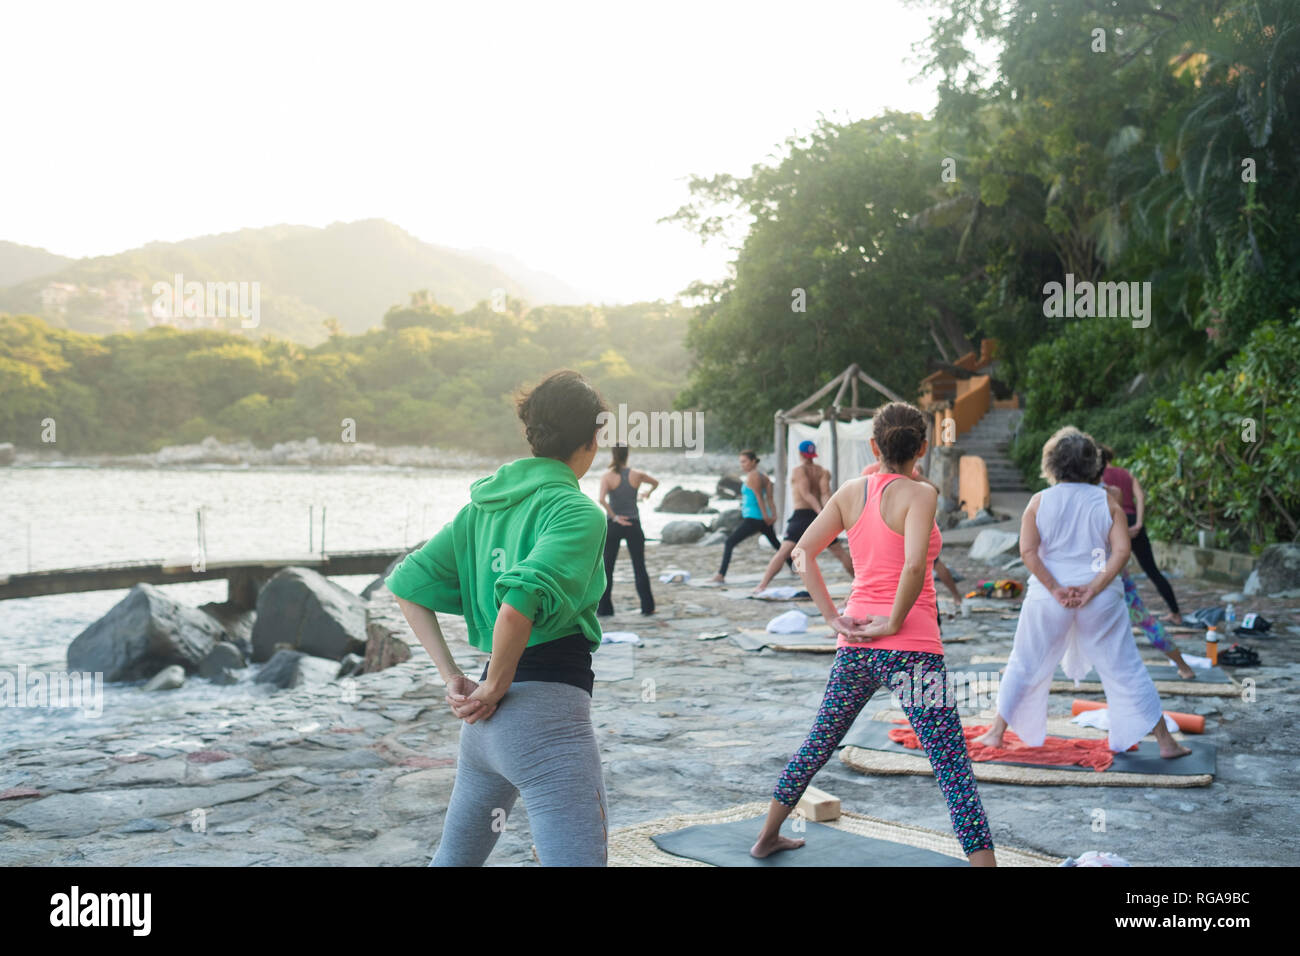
597 445 658 616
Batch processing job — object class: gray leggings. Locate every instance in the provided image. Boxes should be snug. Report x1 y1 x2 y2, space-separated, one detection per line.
430 680 608 867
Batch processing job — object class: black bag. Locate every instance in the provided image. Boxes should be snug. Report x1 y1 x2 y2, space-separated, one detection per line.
1234 613 1272 635
1218 644 1260 667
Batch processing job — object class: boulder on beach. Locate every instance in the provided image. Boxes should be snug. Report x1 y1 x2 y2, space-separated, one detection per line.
656 487 711 514
1256 543 1300 594
364 592 414 674
250 567 367 663
956 508 1000 529
199 642 246 685
254 649 338 689
716 474 742 499
199 602 256 658
143 665 186 692
0 442 15 466
711 508 744 535
969 528 1020 563
68 583 225 682
361 547 421 601
661 520 708 544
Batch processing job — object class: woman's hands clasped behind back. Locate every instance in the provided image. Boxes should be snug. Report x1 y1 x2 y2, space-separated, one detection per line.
1051 584 1100 609
445 673 501 724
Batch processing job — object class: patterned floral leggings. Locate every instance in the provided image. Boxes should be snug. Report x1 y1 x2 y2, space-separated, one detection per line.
1122 571 1173 652
772 647 994 855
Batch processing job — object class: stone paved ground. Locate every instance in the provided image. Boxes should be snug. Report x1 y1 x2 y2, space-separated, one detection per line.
1 531 1296 866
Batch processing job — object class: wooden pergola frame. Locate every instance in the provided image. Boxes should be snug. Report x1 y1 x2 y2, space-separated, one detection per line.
772 364 920 527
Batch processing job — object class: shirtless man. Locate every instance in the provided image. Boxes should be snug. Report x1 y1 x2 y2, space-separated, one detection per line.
753 441 854 593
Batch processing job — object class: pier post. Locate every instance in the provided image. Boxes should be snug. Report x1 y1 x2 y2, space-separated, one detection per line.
228 568 274 610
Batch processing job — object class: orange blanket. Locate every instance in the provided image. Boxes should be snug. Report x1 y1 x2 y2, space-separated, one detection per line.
887 721 1137 772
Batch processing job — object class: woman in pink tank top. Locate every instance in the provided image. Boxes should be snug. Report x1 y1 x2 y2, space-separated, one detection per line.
750 402 995 866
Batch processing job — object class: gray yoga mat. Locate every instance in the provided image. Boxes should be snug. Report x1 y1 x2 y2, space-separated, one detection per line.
649 816 966 867
840 718 1216 776
1054 664 1232 684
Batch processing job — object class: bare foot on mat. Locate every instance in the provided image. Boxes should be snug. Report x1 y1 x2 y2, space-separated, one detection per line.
750 834 806 858
1159 741 1192 759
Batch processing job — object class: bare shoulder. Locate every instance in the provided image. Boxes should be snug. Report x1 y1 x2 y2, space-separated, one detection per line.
909 478 938 501
835 476 868 514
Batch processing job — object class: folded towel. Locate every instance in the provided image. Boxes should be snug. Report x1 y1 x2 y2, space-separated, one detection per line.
765 610 809 634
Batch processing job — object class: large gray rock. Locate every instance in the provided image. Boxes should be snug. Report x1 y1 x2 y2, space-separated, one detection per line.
250 567 367 662
363 592 413 674
956 508 999 529
361 547 420 600
660 520 708 544
969 528 1020 562
67 583 224 682
254 649 339 689
711 508 744 535
143 665 186 691
656 486 711 514
198 642 246 685
0 442 15 466
715 474 742 499
198 601 255 658
1256 544 1300 593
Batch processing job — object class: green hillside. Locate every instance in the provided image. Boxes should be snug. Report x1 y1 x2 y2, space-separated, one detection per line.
0 298 691 455
0 220 587 345
0 241 73 288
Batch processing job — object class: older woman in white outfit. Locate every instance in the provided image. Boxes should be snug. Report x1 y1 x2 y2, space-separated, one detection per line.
972 427 1190 759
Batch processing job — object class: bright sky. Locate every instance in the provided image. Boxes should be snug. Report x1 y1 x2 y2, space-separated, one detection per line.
0 0 957 303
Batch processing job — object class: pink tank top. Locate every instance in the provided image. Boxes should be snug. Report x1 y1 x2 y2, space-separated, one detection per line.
840 472 943 655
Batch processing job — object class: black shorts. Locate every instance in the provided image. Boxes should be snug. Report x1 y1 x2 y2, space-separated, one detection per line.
784 508 817 543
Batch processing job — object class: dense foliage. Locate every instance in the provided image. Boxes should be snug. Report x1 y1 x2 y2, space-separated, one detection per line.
667 0 1300 545
0 298 690 455
1129 314 1300 550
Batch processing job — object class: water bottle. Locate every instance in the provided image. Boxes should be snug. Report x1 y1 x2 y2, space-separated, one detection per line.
1225 603 1236 635
1205 625 1219 666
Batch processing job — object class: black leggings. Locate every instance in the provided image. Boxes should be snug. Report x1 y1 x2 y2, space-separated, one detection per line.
598 518 654 615
1127 513 1179 615
718 517 784 576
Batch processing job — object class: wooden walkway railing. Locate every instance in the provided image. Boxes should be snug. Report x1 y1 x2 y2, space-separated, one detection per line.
0 549 409 604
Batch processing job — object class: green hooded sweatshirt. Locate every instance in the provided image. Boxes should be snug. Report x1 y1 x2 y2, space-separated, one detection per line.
385 456 607 653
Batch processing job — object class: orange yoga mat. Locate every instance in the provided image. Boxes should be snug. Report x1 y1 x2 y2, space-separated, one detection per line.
1071 699 1205 734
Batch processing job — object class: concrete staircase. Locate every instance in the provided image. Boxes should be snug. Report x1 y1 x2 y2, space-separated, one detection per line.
956 407 1028 492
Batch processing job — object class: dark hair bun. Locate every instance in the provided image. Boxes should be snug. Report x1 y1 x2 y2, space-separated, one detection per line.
872 402 927 465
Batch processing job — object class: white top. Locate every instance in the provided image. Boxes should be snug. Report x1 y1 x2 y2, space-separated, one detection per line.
1031 482 1116 590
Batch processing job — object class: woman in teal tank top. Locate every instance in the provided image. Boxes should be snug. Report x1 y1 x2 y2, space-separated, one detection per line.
712 449 783 582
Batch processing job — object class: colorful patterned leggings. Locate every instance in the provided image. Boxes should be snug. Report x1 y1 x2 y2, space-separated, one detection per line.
772 647 994 855
1122 571 1172 652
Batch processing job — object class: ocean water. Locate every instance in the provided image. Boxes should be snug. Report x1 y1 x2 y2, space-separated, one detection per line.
0 464 722 669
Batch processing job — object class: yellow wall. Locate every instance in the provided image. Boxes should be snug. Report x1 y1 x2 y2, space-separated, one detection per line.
958 455 990 517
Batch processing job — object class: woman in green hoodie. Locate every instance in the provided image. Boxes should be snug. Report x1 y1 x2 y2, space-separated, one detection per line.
386 369 611 866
